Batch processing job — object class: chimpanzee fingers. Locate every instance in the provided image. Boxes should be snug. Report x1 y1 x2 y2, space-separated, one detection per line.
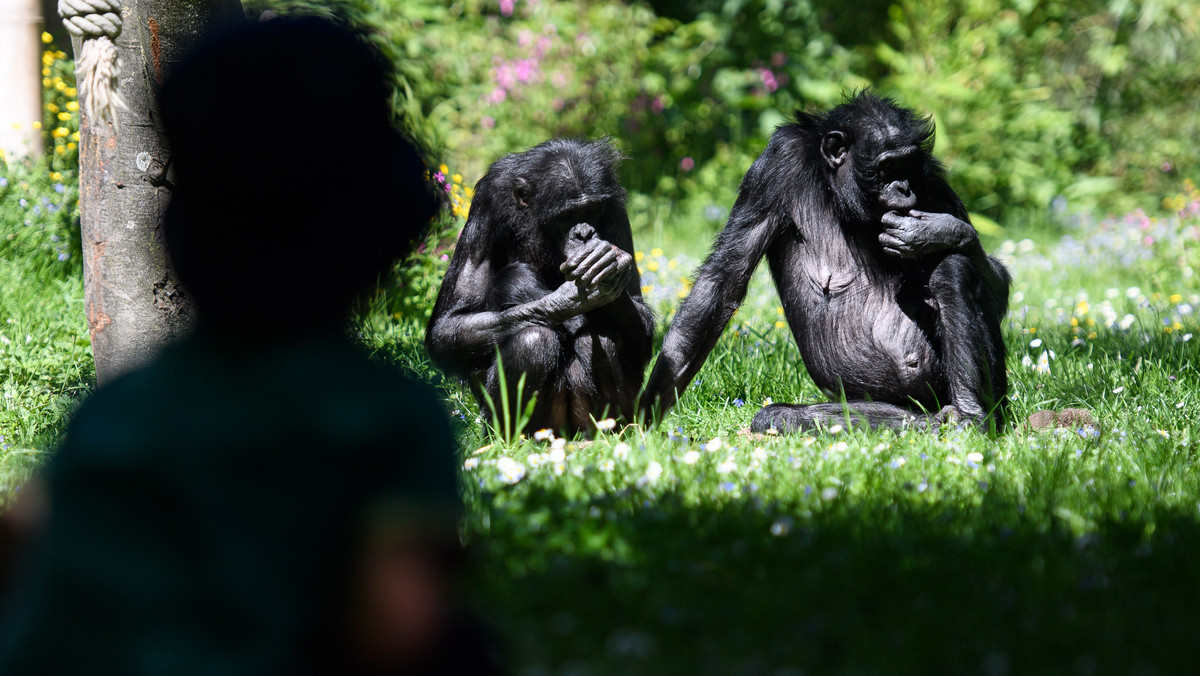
561 239 605 278
576 245 620 285
878 233 914 258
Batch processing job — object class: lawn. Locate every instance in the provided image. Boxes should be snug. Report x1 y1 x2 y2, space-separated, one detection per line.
360 184 1200 674
5 152 1200 673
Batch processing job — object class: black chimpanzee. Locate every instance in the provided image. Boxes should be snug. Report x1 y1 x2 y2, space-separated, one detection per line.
427 138 655 436
639 91 1010 433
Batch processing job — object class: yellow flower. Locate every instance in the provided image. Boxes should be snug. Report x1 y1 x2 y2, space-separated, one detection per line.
667 259 677 270
452 173 462 184
65 87 76 97
55 81 67 92
634 251 644 262
439 163 449 174
641 285 654 295
55 50 66 60
57 112 71 121
49 171 62 181
774 320 786 329
42 68 50 77
71 131 79 141
32 121 42 130
650 247 663 258
1069 317 1078 327
677 288 689 299
647 260 659 272
1170 293 1183 303
66 101 79 112
52 127 69 138
42 52 54 66
66 142 76 150
43 78 51 88
42 32 53 44
46 103 59 113
55 145 64 154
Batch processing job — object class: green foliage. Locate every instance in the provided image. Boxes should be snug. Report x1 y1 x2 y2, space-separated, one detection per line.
0 160 90 502
881 0 1200 218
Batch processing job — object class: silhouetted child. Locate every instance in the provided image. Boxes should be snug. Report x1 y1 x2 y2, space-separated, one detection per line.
0 16 494 674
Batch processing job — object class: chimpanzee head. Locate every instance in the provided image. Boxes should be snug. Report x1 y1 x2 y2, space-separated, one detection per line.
486 138 626 267
806 91 937 226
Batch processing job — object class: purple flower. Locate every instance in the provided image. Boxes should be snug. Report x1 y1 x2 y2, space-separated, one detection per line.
57 253 68 261
733 398 745 407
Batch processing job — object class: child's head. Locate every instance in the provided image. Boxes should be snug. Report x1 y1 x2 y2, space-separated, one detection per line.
159 17 438 337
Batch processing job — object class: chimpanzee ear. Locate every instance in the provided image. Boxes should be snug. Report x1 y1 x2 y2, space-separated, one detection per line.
512 177 533 209
820 131 849 169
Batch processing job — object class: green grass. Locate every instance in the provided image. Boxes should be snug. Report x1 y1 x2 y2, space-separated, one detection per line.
6 151 1200 672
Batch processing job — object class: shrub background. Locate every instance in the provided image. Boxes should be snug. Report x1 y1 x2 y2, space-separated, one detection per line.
255 0 1200 228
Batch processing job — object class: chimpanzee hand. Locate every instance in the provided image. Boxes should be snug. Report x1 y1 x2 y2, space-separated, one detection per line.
559 225 634 308
879 210 976 260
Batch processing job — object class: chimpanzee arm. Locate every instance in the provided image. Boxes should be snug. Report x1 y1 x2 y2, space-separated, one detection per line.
585 212 655 362
879 175 1009 310
426 219 586 373
638 152 786 419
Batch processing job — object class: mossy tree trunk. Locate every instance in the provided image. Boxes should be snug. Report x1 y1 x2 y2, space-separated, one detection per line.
71 0 242 385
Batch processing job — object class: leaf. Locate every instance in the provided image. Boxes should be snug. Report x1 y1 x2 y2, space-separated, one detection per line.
969 212 1004 236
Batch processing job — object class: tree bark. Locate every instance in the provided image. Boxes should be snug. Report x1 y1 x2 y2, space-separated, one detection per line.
73 0 242 385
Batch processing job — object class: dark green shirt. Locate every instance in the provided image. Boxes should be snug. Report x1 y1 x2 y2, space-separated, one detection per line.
0 335 460 674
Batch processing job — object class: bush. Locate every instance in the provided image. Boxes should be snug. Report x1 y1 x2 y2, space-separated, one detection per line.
880 0 1200 218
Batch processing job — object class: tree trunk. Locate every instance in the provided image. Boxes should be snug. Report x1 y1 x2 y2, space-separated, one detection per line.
72 0 242 385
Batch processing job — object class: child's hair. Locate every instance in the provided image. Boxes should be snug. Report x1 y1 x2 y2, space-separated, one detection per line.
159 17 439 333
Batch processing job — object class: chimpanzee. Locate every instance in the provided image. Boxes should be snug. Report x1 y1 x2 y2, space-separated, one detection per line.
639 91 1010 433
427 138 655 436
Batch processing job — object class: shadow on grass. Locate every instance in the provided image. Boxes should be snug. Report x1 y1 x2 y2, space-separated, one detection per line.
466 485 1200 675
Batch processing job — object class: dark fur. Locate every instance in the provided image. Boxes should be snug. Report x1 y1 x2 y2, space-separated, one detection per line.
640 91 1010 433
427 139 654 435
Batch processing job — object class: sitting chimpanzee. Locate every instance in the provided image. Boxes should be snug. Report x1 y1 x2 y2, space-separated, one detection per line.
427 138 654 436
640 91 1010 433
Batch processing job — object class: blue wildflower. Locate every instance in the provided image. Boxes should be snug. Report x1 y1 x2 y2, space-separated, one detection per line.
57 253 68 262
719 482 736 492
54 183 65 193
733 398 745 407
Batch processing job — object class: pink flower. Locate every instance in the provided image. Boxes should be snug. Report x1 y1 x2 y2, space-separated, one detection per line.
499 0 514 17
760 69 778 93
651 97 664 114
680 157 694 172
481 116 495 129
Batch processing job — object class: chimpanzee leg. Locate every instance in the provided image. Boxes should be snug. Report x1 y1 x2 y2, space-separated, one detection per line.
750 401 927 434
480 326 568 434
927 253 1007 425
562 331 635 434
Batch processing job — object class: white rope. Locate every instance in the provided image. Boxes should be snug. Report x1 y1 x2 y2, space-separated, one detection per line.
58 0 126 131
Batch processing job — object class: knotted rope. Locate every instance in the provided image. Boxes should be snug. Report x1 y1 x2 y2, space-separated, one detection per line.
58 0 126 130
